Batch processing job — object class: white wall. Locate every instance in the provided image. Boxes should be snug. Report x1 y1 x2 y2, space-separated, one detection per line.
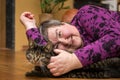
101 0 118 11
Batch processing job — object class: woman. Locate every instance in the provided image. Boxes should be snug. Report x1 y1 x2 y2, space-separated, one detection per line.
20 5 120 76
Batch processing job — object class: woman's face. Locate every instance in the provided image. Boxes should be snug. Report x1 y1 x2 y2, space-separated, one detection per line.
47 23 83 52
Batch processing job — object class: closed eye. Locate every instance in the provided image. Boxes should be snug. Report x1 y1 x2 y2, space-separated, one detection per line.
58 31 62 38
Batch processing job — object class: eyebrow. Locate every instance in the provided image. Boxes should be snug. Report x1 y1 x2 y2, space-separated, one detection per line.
55 29 58 40
54 29 59 46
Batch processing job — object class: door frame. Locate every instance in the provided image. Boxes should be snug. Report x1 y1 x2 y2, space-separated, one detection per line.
0 0 6 48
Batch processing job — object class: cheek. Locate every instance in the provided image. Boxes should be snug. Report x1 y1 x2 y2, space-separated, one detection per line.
58 44 66 50
62 27 78 38
48 29 57 44
62 30 72 38
58 44 74 52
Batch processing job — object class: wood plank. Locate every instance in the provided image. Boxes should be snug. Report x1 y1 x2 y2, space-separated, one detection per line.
0 50 119 80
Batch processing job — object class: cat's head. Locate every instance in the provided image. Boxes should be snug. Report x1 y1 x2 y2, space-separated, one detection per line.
26 39 55 66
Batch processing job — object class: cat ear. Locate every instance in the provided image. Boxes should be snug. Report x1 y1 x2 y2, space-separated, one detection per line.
28 39 36 49
44 41 53 53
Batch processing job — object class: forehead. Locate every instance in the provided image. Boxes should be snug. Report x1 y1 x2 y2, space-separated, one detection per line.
47 26 60 44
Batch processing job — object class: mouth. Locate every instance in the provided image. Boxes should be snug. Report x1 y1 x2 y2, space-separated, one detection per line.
70 36 73 45
67 36 73 48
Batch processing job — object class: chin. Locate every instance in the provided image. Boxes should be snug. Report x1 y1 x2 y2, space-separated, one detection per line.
68 48 76 53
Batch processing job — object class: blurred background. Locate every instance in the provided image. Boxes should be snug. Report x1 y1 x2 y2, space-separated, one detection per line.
0 0 120 51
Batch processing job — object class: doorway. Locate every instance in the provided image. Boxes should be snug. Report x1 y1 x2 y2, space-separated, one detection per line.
6 0 15 49
0 0 15 50
0 0 6 48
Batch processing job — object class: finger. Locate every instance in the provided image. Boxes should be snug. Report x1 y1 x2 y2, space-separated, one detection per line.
24 13 33 19
20 12 30 20
50 56 56 62
21 12 31 16
50 67 57 73
47 62 55 69
30 14 34 19
25 13 30 17
53 72 61 76
54 49 63 54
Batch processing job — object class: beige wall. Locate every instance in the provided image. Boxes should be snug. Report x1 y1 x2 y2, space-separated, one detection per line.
15 0 73 51
54 0 74 20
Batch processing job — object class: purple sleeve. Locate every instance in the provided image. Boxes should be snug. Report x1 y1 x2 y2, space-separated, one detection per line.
110 10 120 23
73 5 120 66
26 28 47 46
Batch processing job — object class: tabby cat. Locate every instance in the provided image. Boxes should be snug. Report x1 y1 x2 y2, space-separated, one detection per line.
25 39 120 78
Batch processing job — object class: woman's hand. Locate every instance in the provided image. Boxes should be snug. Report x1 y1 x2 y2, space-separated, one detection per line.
47 49 83 76
20 12 37 30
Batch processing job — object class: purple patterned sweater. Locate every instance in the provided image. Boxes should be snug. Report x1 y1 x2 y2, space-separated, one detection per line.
26 5 120 67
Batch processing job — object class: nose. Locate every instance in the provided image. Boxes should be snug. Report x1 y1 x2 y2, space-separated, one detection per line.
58 38 69 45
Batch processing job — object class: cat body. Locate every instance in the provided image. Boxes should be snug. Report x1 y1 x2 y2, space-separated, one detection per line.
25 40 120 78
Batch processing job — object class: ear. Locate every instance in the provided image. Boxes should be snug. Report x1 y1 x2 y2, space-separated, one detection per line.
28 39 35 48
44 41 53 53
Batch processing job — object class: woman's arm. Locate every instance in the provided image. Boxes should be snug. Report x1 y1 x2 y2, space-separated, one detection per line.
75 34 120 66
26 28 46 45
74 5 120 67
20 12 47 45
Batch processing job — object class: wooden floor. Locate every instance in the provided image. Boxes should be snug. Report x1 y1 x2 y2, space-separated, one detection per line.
0 49 119 80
